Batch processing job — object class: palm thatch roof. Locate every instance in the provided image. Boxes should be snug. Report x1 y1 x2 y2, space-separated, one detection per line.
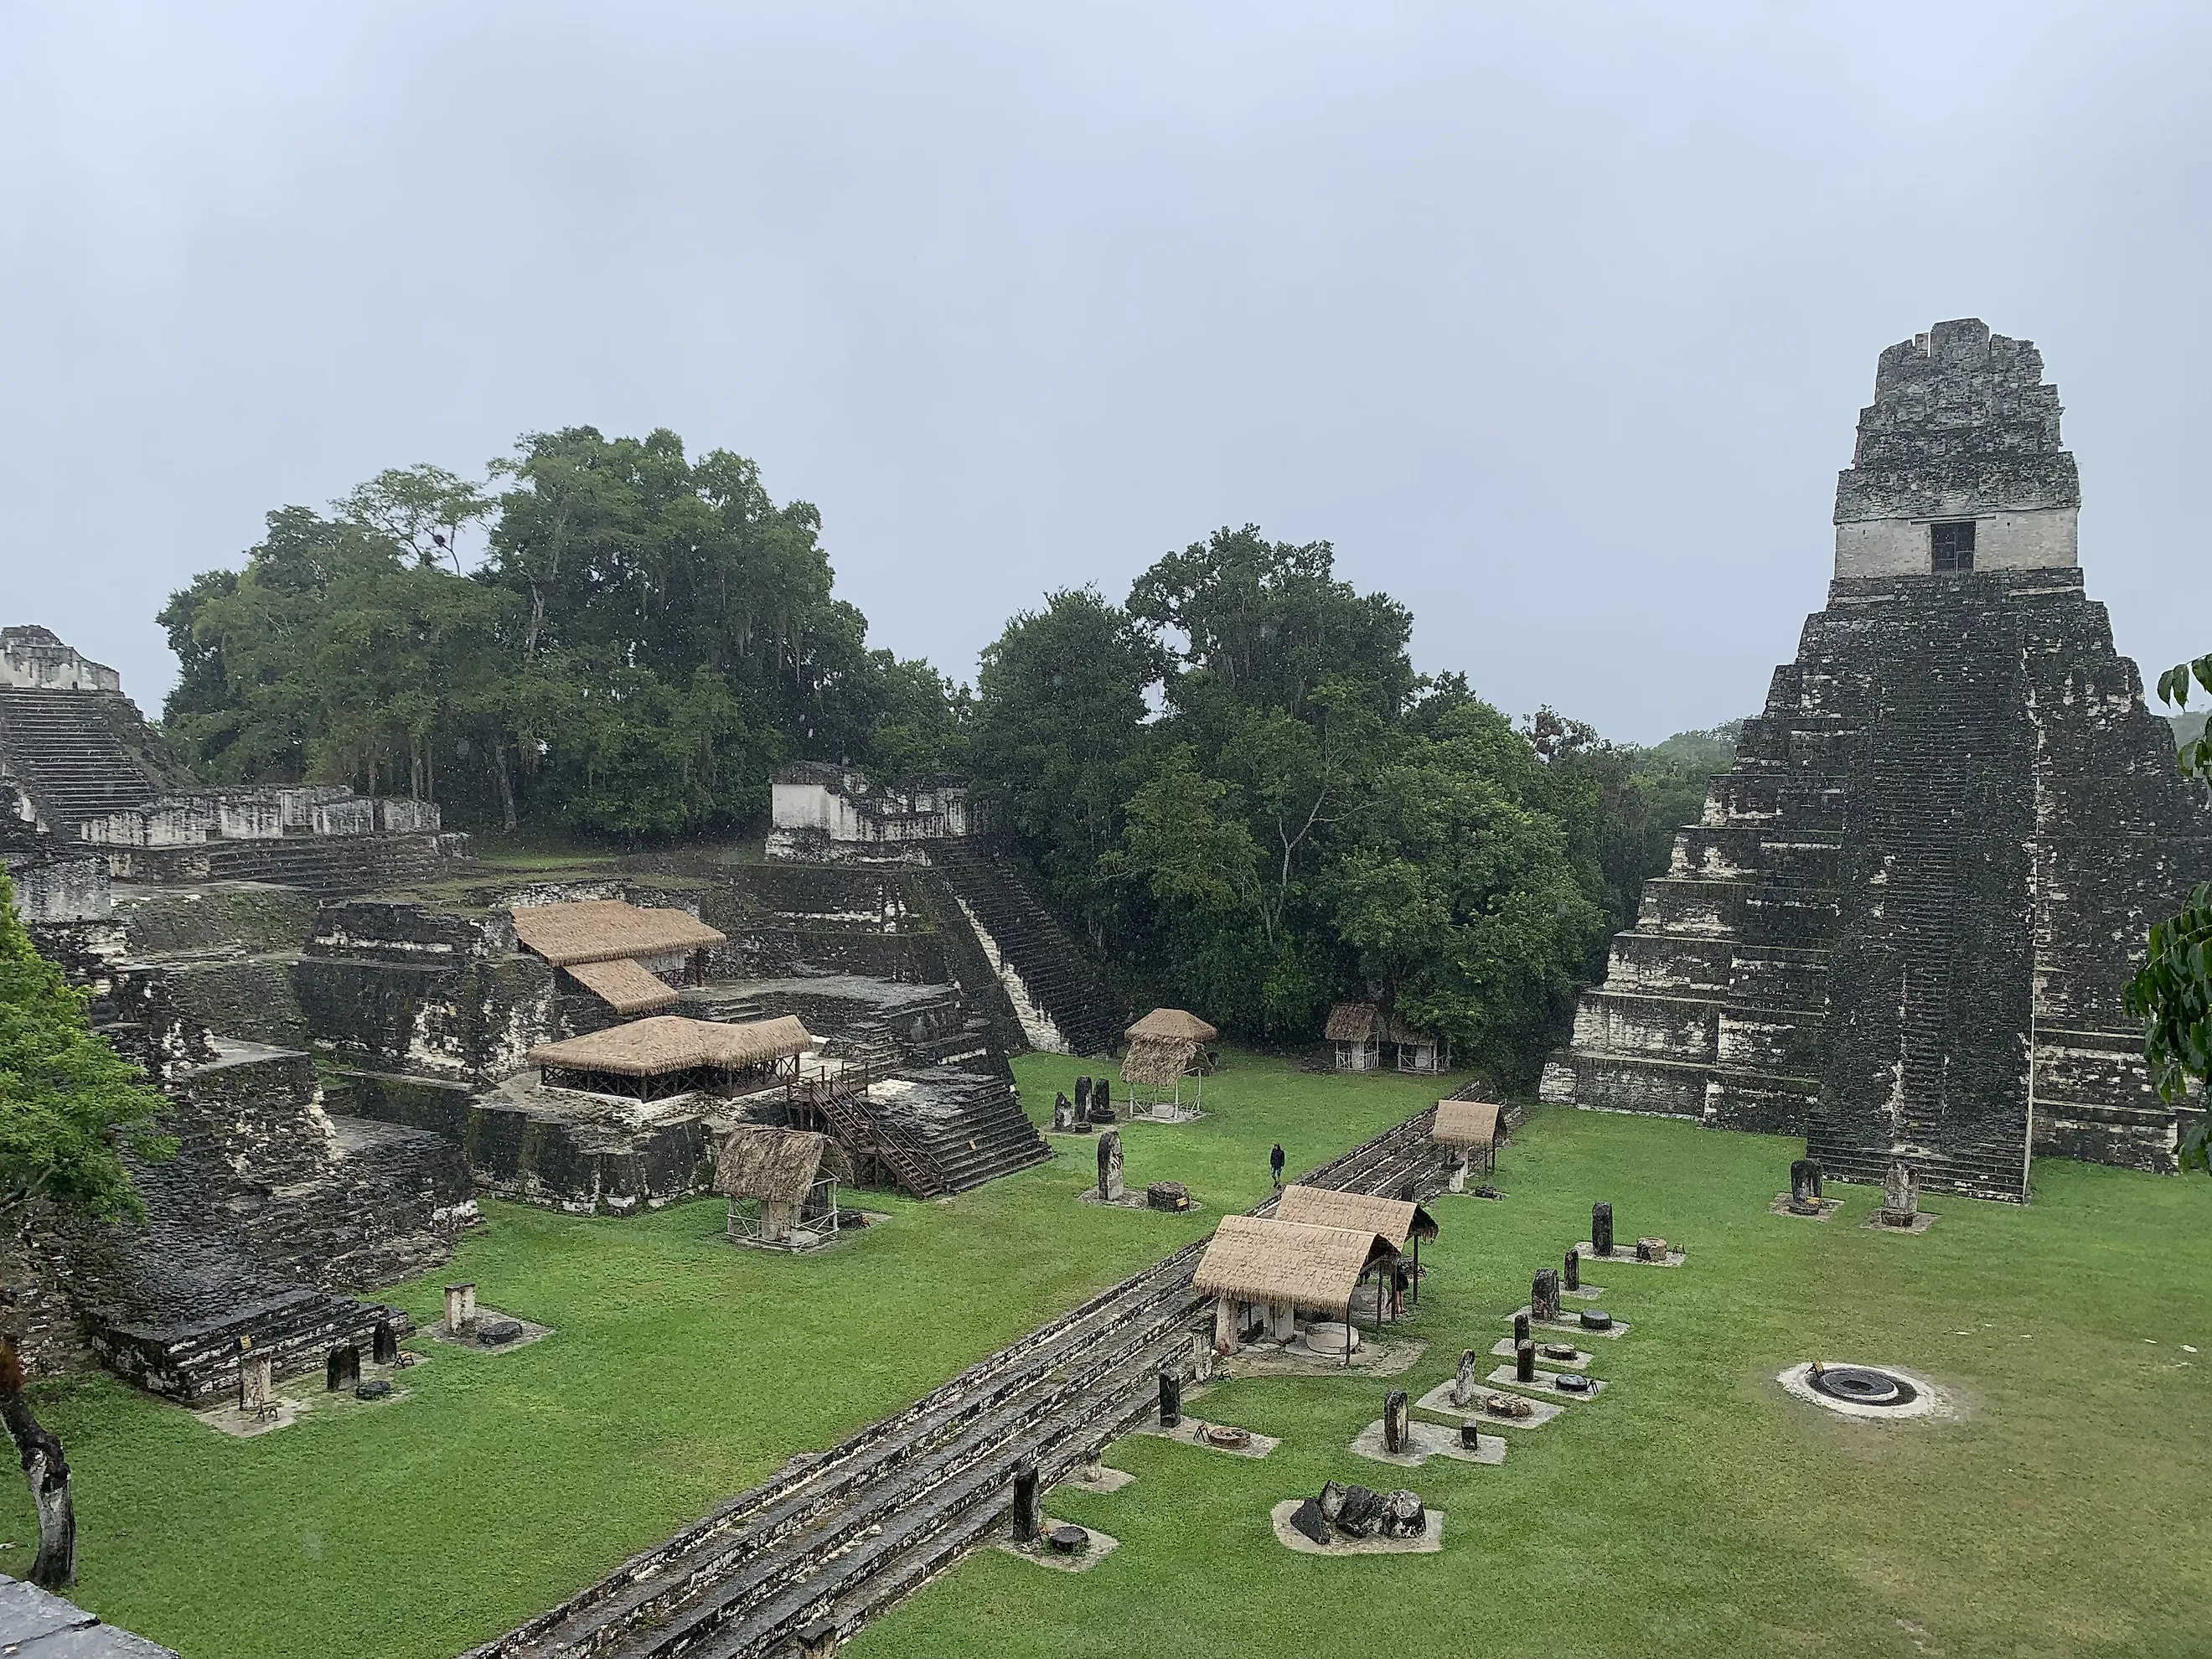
1191 1215 1394 1310
528 1014 814 1078
1324 1002 1383 1043
1120 1033 1201 1088
1125 1007 1218 1043
713 1124 829 1202
566 956 681 1015
511 899 726 967
1385 1016 1438 1047
1274 1183 1438 1247
1432 1098 1501 1150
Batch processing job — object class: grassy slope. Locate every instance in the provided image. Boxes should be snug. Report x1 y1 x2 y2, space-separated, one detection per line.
855 1108 2212 1659
0 1052 1435 1658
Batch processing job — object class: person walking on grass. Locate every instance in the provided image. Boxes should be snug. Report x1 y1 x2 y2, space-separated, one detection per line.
1270 1143 1285 1190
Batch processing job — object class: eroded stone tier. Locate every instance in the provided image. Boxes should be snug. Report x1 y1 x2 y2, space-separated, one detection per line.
1544 566 2212 1196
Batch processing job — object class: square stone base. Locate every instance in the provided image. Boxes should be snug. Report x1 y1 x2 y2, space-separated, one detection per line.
1412 1378 1563 1429
1574 1242 1686 1267
1271 1500 1445 1557
1770 1195 1842 1221
1490 1337 1590 1368
1486 1363 1607 1401
1512 1306 1631 1339
995 1519 1121 1573
1133 1414 1278 1457
1861 1210 1938 1235
1057 1463 1135 1494
427 1308 553 1353
1350 1417 1506 1468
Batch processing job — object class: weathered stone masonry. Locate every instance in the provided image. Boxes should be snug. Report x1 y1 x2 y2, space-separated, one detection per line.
1543 320 2212 1196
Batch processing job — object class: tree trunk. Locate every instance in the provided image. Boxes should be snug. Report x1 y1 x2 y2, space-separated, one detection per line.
494 742 517 833
0 1344 75 1589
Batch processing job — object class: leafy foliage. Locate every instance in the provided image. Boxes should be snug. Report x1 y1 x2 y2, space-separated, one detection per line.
972 529 1727 1084
2129 653 2212 1169
0 870 172 1226
161 439 965 842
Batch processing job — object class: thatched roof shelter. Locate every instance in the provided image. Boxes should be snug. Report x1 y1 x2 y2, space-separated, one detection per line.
1433 1098 1501 1150
1274 1184 1438 1248
1120 1033 1200 1088
713 1124 830 1204
528 1014 814 1078
512 899 726 967
1126 1007 1218 1043
1324 1002 1383 1043
565 956 680 1016
1191 1214 1395 1311
1385 1015 1436 1047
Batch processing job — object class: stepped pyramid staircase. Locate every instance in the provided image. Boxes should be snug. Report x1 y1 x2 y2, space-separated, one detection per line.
923 840 1128 1057
0 687 159 831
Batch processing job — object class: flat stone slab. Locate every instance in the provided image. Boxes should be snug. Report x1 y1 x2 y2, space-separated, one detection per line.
1574 1242 1687 1267
1561 1284 1606 1300
1075 1190 1203 1213
1512 1307 1631 1340
995 1519 1121 1573
192 1357 419 1438
1861 1211 1938 1235
1057 1464 1136 1494
426 1308 553 1353
1491 1337 1591 1369
1271 1499 1445 1556
1486 1364 1609 1401
1770 1195 1843 1221
1412 1378 1564 1429
1134 1415 1279 1458
1218 1339 1426 1379
1350 1417 1507 1468
1127 1107 1207 1124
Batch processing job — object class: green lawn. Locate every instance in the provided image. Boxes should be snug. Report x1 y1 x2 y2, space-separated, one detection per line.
853 1109 2212 1659
0 1051 1439 1658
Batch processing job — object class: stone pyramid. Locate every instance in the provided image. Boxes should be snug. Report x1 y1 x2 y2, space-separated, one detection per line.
1541 318 2212 1198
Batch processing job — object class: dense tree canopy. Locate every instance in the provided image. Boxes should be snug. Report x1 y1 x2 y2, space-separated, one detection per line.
161 433 964 841
2127 652 2212 1170
158 453 1733 1082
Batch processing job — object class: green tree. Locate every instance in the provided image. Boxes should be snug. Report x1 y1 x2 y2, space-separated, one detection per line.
969 588 1155 944
0 867 172 1588
2127 652 2212 1168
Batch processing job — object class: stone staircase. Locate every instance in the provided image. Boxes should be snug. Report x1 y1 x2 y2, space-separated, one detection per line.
0 687 158 831
923 841 1128 1057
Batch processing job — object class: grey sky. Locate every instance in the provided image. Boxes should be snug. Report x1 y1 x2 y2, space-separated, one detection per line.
5 3 2205 743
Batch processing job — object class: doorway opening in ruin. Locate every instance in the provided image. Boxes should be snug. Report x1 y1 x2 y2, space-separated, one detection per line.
1930 519 1977 572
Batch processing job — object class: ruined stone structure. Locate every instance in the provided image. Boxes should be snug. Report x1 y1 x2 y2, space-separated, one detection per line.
767 762 980 861
1542 320 2212 1196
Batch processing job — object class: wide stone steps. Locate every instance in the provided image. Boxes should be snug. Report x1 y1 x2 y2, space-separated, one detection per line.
0 687 158 828
924 842 1128 1057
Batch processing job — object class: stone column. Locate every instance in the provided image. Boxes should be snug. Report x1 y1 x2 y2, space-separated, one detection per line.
1269 1302 1297 1342
1010 1457 1041 1543
1532 1268 1560 1324
1882 1160 1919 1224
1075 1076 1092 1119
325 1345 360 1393
1452 1348 1480 1407
1515 1340 1536 1382
1093 1079 1113 1122
238 1354 274 1414
1512 1311 1531 1346
1563 1247 1579 1292
1592 1202 1614 1257
1053 1092 1073 1132
1382 1388 1409 1455
1098 1130 1124 1202
443 1282 477 1333
372 1320 399 1365
1448 1152 1469 1192
762 1200 796 1244
1214 1294 1239 1357
1158 1366 1182 1429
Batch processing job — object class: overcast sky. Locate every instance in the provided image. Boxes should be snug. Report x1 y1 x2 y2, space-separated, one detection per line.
4 3 2205 743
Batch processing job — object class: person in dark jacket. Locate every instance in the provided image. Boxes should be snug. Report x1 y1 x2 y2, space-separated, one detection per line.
1269 1143 1285 1189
